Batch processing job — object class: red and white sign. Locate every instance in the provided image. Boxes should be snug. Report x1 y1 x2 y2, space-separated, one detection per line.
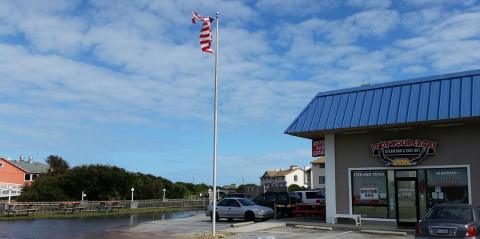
312 139 325 157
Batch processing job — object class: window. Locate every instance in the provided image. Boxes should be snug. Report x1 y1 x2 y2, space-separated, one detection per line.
427 206 473 221
294 175 298 182
265 193 276 201
24 174 31 181
0 162 3 167
32 174 39 180
351 170 388 218
319 176 325 184
296 192 302 198
217 199 231 206
319 163 325 168
277 193 288 202
238 199 255 206
426 168 468 208
306 191 324 199
227 200 241 207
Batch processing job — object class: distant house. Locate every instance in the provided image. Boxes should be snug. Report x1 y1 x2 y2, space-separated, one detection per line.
260 165 306 191
309 157 326 190
0 156 49 196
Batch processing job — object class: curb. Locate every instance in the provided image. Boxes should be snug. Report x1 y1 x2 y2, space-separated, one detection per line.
231 221 255 227
360 229 408 236
292 224 333 231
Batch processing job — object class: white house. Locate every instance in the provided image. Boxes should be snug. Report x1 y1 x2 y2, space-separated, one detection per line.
260 165 306 190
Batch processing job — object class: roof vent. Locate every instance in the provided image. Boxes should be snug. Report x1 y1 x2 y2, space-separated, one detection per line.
19 155 25 161
360 83 370 87
28 156 33 163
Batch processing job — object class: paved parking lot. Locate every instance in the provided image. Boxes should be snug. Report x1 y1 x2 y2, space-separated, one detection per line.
101 213 414 239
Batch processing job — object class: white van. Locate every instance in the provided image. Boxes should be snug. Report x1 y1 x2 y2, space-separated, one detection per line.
295 190 325 205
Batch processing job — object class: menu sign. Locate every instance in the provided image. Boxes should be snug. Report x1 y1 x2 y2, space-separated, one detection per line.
312 139 325 157
371 139 438 166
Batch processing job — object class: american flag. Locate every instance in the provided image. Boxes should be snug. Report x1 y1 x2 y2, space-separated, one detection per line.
192 11 214 54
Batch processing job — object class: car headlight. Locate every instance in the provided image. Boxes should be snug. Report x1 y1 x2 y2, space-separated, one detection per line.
256 209 266 213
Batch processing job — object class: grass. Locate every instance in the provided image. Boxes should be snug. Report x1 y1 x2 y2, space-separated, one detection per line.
0 206 205 221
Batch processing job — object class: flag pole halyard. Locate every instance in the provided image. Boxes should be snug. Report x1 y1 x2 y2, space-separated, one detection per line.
212 11 219 236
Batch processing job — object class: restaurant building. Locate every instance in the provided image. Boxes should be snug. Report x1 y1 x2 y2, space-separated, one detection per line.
285 70 480 226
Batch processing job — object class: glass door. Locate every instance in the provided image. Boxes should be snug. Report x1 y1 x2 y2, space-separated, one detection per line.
395 178 418 227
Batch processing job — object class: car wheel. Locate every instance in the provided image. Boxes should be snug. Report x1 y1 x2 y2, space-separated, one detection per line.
244 211 255 222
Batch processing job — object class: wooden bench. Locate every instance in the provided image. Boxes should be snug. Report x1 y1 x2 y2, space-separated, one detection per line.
333 214 362 226
59 202 85 214
99 201 123 213
7 204 37 217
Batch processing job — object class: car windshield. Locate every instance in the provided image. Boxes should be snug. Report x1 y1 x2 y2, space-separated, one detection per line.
427 207 473 221
306 191 325 199
237 199 256 206
288 193 301 200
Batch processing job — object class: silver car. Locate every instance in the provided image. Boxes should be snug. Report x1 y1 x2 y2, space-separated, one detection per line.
206 198 274 221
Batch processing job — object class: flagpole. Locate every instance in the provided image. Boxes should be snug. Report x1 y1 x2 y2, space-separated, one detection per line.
212 11 219 236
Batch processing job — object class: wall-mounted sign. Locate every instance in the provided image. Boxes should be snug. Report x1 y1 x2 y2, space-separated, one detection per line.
312 139 325 157
371 139 438 166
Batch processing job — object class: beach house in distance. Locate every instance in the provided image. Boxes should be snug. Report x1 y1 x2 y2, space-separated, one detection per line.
260 165 306 191
0 155 49 197
285 69 480 227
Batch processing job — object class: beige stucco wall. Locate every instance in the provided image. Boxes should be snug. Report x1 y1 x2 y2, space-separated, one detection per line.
334 122 480 215
311 163 325 189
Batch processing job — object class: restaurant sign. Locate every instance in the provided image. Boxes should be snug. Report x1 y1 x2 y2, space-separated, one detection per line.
312 139 325 157
371 139 438 166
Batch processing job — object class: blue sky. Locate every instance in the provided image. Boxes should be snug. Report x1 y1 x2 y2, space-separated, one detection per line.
0 0 479 186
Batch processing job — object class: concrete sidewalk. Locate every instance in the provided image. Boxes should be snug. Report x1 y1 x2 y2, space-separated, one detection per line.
223 222 286 233
278 218 415 235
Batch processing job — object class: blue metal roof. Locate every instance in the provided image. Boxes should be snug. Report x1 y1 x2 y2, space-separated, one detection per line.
285 69 480 136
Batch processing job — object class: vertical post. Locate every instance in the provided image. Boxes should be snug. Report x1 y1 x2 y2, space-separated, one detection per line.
211 11 220 236
81 191 84 202
8 187 12 204
325 134 336 223
131 188 134 203
273 201 277 219
163 188 166 202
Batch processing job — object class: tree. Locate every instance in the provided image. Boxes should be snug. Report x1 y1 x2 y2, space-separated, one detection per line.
288 184 306 192
46 155 70 175
19 158 209 201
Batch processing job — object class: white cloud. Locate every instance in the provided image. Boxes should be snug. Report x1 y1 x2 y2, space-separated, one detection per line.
327 10 399 44
255 0 337 16
401 0 477 7
402 65 428 74
347 0 392 9
395 8 480 71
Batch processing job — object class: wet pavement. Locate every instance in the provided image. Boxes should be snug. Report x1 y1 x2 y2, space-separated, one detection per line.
105 214 414 239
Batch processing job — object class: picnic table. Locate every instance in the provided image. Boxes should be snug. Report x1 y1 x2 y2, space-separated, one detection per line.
7 203 37 217
293 203 326 220
98 201 123 213
59 202 85 214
